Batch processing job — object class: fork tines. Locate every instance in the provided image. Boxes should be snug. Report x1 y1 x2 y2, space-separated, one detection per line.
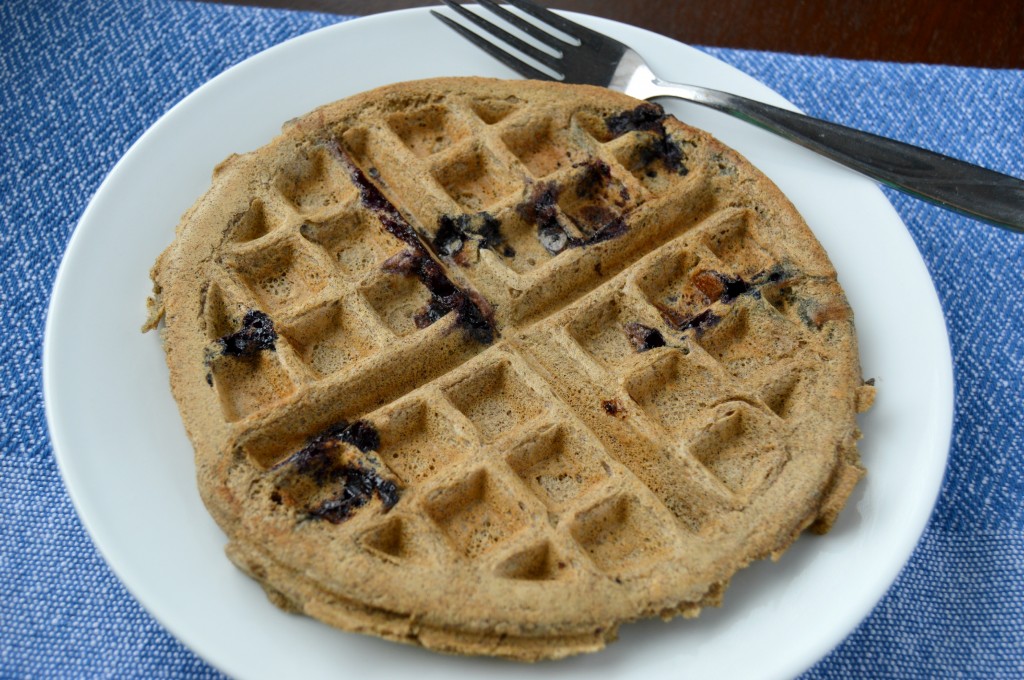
432 0 584 81
485 0 583 38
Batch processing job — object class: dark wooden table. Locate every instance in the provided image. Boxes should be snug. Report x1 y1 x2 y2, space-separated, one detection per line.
205 0 1023 68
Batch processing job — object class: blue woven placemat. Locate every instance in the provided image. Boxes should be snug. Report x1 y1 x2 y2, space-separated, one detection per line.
1 0 1022 677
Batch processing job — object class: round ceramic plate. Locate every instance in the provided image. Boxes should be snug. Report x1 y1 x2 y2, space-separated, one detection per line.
43 8 953 680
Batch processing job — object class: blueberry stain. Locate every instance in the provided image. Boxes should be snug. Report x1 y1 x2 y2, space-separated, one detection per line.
307 464 399 524
677 308 721 333
219 309 276 357
433 215 466 257
517 176 631 254
602 399 623 416
605 103 688 175
659 265 795 334
434 212 510 259
274 420 400 523
574 158 612 199
340 420 380 453
624 322 666 352
330 141 497 344
606 103 667 136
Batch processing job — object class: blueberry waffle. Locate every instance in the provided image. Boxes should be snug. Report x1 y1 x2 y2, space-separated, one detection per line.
145 78 875 660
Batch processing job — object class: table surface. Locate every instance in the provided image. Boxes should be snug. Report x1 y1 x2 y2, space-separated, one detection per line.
204 0 1024 68
2 0 1022 678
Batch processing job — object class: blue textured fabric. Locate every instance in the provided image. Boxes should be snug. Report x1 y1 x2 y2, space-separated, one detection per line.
1 0 1022 677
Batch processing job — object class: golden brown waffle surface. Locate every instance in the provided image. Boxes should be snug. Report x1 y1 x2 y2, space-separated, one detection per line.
146 77 874 660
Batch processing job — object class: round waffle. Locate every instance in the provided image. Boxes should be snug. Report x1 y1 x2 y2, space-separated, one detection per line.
146 77 874 661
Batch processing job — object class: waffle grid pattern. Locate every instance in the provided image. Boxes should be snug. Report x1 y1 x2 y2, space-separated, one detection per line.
195 87 851 592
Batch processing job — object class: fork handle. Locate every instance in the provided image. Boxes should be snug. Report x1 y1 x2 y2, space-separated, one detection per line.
652 80 1024 231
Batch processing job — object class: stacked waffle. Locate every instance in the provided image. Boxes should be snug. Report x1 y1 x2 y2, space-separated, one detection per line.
146 78 874 660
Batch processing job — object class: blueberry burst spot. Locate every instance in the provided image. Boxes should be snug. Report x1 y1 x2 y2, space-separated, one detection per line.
624 322 666 352
655 303 721 335
605 102 668 136
331 141 497 345
383 249 496 344
433 215 467 257
219 310 276 357
308 467 399 524
434 212 509 258
276 420 400 523
339 420 381 453
678 309 721 333
518 181 567 255
602 399 623 416
658 265 794 334
281 420 382 483
321 418 379 447
719 275 751 302
605 103 688 175
517 179 630 255
692 270 752 304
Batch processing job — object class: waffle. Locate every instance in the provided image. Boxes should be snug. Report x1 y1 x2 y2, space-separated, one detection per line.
145 77 875 661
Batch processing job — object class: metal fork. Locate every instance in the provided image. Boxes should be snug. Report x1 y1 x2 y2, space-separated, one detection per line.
433 0 1024 232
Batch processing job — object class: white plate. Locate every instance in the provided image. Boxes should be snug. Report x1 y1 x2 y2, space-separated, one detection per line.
43 8 953 680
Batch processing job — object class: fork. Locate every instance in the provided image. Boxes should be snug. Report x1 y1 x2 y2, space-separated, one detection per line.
433 0 1024 232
